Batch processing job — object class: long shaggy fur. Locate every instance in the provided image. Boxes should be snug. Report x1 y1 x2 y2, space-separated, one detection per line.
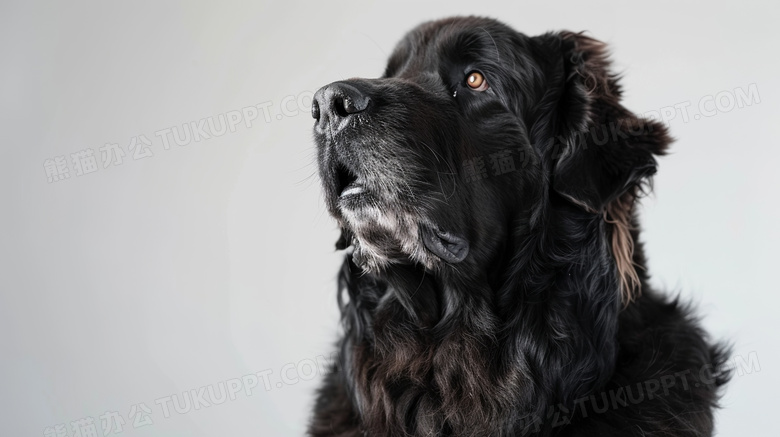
308 16 730 436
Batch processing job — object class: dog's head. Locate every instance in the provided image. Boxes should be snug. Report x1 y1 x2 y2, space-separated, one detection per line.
312 16 668 301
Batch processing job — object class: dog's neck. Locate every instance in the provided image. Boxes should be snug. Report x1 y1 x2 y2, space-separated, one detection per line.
338 202 623 434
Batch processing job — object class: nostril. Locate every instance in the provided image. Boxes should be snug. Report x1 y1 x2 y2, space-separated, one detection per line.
311 99 321 120
334 96 351 118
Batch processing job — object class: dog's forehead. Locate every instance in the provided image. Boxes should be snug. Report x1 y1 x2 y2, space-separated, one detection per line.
385 17 517 78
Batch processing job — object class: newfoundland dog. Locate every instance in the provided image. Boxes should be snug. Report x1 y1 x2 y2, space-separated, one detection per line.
308 16 729 436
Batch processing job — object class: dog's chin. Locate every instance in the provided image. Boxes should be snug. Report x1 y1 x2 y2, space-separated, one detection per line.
335 195 427 272
334 195 470 273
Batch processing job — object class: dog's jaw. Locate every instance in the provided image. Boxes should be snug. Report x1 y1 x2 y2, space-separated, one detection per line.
320 146 469 273
338 203 446 273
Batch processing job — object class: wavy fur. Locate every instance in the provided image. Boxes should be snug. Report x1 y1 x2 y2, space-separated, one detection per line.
308 16 729 436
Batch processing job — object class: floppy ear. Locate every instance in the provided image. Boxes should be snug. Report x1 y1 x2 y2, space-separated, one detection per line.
553 32 671 302
553 31 669 212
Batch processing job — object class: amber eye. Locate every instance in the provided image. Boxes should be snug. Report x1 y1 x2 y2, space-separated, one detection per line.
466 71 488 91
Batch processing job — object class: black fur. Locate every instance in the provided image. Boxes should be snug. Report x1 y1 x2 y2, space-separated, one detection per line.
308 16 729 436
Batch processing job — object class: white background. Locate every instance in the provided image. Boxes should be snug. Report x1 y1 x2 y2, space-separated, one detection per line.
2 1 778 436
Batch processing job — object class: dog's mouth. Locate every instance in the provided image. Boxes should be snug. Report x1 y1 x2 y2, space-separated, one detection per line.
334 162 366 198
327 157 471 267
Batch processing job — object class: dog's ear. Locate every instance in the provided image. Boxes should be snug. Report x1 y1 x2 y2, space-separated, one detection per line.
553 31 670 212
551 32 672 302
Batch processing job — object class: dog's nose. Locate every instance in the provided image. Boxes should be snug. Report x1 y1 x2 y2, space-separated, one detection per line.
312 82 370 134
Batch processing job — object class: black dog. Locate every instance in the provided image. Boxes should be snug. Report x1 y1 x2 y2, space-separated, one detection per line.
308 16 729 436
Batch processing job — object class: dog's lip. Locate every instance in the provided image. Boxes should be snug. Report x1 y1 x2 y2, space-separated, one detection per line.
333 161 368 198
340 182 365 197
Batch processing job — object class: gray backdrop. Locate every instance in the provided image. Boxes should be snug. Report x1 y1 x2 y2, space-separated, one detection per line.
2 1 778 435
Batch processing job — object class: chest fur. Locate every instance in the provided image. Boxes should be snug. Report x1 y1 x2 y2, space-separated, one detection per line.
344 296 532 436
